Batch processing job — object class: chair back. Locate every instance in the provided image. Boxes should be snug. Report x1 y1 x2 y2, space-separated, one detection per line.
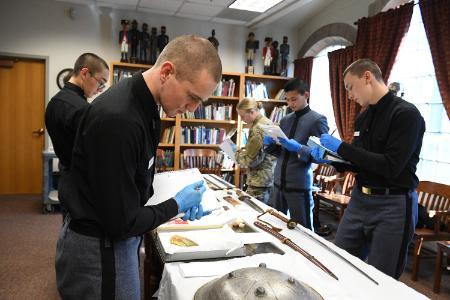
341 172 356 196
417 181 450 228
182 149 221 175
313 164 337 192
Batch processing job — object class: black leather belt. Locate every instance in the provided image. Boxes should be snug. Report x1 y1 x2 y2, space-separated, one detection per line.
357 185 409 195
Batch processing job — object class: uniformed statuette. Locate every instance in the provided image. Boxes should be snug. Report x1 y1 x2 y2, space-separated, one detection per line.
194 264 323 299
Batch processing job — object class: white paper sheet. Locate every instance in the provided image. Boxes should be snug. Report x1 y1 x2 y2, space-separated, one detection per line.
146 168 219 212
219 138 237 163
260 124 288 143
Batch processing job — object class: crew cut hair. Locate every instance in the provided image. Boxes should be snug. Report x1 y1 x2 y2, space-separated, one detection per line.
284 78 309 95
73 53 109 75
154 35 222 83
343 58 384 82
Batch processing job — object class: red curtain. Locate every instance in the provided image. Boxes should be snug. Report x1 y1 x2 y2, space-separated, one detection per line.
328 46 360 142
420 0 450 119
294 56 314 88
355 2 414 81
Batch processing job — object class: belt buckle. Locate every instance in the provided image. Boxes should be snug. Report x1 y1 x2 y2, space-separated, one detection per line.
362 186 371 195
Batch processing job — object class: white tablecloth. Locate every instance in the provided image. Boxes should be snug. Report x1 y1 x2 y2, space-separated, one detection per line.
155 190 427 300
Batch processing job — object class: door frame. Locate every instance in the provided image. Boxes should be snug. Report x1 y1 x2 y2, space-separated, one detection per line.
0 52 49 148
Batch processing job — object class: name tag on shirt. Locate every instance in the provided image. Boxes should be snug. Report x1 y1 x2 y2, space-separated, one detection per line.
148 157 154 169
354 131 360 137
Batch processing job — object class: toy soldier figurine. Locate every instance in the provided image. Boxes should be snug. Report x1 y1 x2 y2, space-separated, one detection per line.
280 36 290 76
139 23 150 64
245 32 259 71
129 20 140 63
157 26 169 54
262 37 274 75
150 27 158 64
119 20 130 62
271 40 279 75
208 29 219 50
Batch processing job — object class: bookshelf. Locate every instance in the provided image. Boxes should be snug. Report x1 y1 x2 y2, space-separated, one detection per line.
109 62 291 186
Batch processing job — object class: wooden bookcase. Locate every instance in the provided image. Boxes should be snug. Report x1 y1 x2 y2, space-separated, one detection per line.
109 62 291 187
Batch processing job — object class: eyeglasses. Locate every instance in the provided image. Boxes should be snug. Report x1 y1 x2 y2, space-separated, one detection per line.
87 69 106 90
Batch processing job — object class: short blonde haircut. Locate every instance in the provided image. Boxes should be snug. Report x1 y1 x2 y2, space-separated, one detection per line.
154 35 222 84
343 58 384 82
236 98 262 112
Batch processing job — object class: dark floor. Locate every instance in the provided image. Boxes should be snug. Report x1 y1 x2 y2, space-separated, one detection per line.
0 197 448 299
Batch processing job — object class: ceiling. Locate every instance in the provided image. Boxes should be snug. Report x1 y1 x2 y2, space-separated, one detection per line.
56 0 334 29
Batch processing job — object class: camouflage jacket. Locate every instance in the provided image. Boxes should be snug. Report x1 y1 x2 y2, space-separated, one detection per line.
235 114 276 187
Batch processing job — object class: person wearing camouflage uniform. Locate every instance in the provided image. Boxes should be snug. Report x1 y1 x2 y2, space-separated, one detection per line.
235 98 276 203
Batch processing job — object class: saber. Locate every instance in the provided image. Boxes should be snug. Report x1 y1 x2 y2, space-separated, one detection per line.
238 195 265 214
266 209 379 285
254 221 338 281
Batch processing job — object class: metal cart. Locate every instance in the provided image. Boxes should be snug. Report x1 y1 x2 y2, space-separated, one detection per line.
42 150 59 213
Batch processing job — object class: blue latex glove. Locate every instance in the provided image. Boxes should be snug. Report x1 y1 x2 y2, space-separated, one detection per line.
231 143 237 152
278 137 302 153
310 146 331 164
174 180 206 214
320 134 342 153
263 135 275 146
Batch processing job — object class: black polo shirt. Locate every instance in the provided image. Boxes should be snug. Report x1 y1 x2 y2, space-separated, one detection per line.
64 73 178 239
336 91 425 189
45 82 88 169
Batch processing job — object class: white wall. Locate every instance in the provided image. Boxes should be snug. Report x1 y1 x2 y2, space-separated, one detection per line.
295 0 373 57
0 0 297 102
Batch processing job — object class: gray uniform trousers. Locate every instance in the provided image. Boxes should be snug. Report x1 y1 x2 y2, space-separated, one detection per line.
270 186 314 230
335 189 418 279
56 217 142 300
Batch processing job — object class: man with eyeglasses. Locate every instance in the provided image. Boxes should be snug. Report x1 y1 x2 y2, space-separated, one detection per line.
45 52 109 218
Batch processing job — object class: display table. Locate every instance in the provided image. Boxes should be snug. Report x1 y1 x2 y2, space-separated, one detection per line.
144 188 426 300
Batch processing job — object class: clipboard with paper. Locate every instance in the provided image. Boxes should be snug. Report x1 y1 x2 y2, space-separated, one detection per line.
307 136 351 164
259 124 288 143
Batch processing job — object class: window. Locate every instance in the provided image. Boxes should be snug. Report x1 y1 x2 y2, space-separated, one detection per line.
389 5 450 184
310 45 345 137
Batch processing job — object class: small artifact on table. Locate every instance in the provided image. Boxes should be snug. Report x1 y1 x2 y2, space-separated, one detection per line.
223 196 240 207
170 235 198 247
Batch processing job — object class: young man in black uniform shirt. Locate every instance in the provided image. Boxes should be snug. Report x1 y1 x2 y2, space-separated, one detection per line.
45 53 109 215
312 59 425 279
55 36 222 299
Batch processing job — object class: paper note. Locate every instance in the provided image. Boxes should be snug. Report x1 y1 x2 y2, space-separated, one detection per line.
260 124 288 143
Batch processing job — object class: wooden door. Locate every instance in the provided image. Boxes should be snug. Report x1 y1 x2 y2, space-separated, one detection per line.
0 58 45 194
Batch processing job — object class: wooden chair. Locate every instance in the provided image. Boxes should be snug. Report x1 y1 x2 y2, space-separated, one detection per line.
316 172 355 220
411 181 450 281
182 148 222 175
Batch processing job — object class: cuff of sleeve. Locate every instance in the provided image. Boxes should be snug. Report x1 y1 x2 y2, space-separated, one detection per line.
168 198 180 217
297 146 311 162
337 142 350 160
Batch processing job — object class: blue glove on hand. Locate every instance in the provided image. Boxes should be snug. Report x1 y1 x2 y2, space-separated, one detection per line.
174 180 206 214
310 146 331 164
231 143 237 152
320 134 342 153
278 137 302 153
263 135 275 146
182 204 206 221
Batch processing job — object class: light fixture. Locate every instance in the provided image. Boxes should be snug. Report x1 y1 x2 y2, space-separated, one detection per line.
229 0 283 13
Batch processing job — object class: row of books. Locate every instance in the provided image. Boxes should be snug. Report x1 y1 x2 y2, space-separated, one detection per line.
156 150 174 168
213 78 236 97
182 102 233 120
269 105 289 124
178 151 235 170
112 69 140 84
245 81 268 99
160 126 175 144
181 126 226 144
